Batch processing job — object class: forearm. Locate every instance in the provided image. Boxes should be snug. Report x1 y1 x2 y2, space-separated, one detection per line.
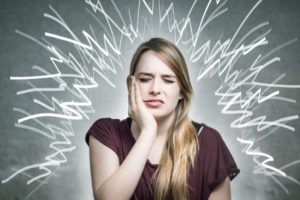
94 129 156 200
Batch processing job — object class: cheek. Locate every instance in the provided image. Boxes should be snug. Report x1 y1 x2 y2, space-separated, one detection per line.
168 86 181 98
136 83 148 96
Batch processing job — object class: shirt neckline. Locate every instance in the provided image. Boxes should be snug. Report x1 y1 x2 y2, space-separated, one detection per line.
125 117 159 168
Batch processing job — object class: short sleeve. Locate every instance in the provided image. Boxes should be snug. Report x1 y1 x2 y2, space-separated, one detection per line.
204 127 240 192
85 118 119 156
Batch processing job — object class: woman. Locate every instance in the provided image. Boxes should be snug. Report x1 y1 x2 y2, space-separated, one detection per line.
85 38 240 200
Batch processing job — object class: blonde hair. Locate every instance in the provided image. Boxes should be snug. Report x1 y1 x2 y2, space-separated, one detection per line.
129 38 198 200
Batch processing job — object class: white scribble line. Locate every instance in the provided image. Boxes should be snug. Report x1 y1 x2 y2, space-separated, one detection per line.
84 0 131 38
252 82 300 88
17 84 66 95
237 137 286 176
25 167 60 200
46 6 121 73
4 0 299 195
224 0 263 53
193 0 213 46
142 0 154 15
5 0 130 187
1 146 75 184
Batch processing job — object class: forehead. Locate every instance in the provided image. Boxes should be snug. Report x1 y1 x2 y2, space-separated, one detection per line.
135 51 176 76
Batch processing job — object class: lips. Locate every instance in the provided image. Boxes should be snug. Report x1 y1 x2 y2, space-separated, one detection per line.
143 99 164 103
143 99 164 108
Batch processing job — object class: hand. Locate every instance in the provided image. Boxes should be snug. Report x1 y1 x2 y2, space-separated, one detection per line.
127 75 157 133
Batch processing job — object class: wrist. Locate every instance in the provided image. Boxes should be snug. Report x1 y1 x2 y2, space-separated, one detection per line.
140 128 157 137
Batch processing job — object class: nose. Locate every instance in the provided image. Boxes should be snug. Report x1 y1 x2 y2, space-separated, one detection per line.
149 78 161 95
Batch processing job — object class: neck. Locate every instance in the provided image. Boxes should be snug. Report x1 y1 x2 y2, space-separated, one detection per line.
155 112 176 138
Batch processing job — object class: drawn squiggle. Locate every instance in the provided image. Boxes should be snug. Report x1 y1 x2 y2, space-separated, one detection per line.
2 0 299 197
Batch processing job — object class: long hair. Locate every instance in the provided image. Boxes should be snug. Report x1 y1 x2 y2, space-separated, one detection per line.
129 38 198 200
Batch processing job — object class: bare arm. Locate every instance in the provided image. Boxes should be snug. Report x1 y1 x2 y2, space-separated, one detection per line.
89 76 158 200
89 129 156 200
208 176 231 200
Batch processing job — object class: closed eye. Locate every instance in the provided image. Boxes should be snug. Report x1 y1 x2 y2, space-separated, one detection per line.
138 78 174 84
164 79 174 84
139 78 150 82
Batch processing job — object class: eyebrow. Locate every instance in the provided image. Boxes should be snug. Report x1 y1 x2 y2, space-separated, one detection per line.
137 72 177 79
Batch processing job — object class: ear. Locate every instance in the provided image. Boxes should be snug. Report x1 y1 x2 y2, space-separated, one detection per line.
179 92 184 100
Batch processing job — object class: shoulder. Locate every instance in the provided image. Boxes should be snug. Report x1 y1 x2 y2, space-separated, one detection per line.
92 117 122 127
191 120 221 140
85 117 124 145
90 117 126 132
191 121 229 154
197 124 240 188
202 124 227 152
201 124 223 142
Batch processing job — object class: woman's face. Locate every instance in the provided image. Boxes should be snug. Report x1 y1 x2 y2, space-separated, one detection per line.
133 50 183 120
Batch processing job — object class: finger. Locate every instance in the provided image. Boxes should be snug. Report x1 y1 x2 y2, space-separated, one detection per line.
127 76 133 115
127 76 131 101
134 79 143 108
126 75 131 91
130 76 137 110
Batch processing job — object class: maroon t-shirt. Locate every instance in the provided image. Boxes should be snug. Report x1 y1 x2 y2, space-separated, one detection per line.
85 117 240 200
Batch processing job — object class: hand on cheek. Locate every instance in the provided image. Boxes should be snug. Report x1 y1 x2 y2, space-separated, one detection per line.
127 75 157 133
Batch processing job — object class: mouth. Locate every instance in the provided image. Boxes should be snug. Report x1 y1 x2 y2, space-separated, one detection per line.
143 99 164 104
143 99 164 107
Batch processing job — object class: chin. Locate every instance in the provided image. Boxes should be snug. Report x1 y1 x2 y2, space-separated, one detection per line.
150 110 175 120
149 112 164 120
